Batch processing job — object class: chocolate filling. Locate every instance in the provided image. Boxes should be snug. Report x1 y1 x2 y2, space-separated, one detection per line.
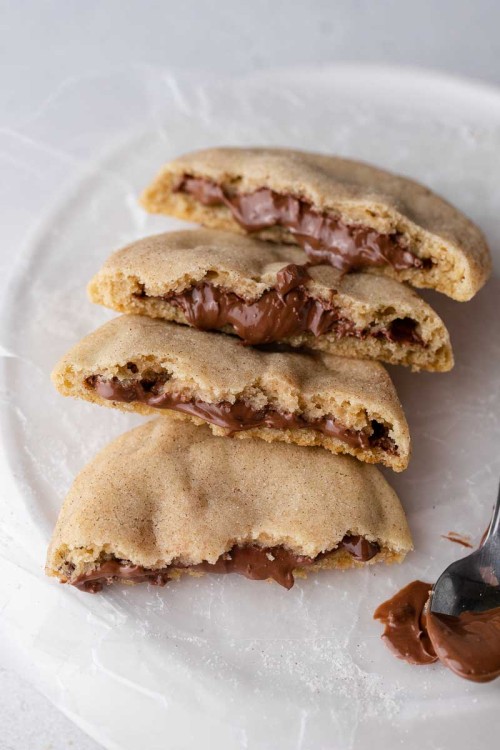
138 262 424 347
374 580 500 683
174 176 433 274
71 537 382 593
85 375 397 454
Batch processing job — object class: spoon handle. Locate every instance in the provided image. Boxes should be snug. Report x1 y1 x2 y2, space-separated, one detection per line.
486 479 500 541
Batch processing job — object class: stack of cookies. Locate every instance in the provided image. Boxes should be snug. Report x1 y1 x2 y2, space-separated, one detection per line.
46 148 491 594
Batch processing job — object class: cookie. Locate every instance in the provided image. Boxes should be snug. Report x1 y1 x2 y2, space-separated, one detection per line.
140 148 491 301
46 418 413 592
51 314 410 470
88 229 453 372
88 230 453 372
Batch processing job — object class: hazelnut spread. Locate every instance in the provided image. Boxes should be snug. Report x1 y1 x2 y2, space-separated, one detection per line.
141 262 424 347
426 606 500 683
86 375 397 453
374 580 437 665
374 580 500 683
174 176 432 273
71 537 382 593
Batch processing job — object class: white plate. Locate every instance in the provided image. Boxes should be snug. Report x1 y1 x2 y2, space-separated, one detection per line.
0 65 499 750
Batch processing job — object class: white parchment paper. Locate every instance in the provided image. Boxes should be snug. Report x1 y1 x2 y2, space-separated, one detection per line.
0 65 499 749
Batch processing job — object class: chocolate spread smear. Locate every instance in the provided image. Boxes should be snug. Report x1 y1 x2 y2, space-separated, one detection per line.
374 580 437 665
86 375 397 453
140 262 423 347
174 176 432 274
71 537 381 593
374 580 500 683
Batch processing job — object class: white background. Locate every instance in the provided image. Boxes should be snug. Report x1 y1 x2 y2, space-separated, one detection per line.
1 2 500 748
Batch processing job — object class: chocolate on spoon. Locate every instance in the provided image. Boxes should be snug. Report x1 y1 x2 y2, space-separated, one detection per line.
375 480 500 682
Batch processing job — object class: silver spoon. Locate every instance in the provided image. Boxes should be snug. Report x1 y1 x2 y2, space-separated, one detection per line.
430 480 500 617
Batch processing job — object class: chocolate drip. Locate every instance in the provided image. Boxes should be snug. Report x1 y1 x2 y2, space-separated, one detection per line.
71 537 382 593
86 375 397 454
175 176 432 274
374 581 500 683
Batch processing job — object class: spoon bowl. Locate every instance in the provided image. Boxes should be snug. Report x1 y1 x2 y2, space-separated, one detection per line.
430 481 500 617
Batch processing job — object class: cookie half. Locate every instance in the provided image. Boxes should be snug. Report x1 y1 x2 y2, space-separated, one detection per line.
140 148 491 301
88 230 453 372
46 418 413 593
51 314 410 471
